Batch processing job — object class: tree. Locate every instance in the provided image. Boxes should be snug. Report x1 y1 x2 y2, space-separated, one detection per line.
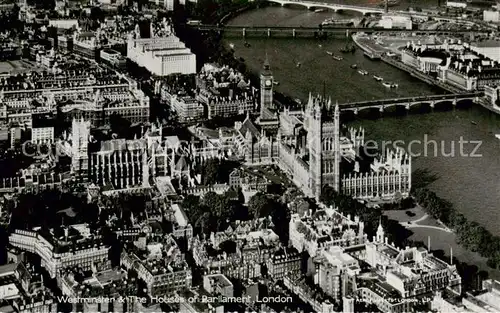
202 160 220 185
248 192 273 219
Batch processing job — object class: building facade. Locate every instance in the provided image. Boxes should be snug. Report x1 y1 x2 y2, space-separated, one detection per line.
126 23 196 76
9 226 110 278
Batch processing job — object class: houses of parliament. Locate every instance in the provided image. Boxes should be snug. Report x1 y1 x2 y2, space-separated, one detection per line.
244 59 412 200
64 59 411 201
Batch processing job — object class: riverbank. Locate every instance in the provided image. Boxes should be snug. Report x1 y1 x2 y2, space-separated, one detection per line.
219 6 500 282
351 33 500 115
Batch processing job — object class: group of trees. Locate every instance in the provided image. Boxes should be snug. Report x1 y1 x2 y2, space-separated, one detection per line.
0 5 21 36
9 190 99 231
320 185 489 290
247 192 290 244
320 185 381 236
201 159 239 185
181 190 290 244
413 188 500 270
182 191 243 235
99 193 149 227
321 185 416 247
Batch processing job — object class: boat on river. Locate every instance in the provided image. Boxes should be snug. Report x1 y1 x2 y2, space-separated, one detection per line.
351 64 357 69
495 134 500 140
358 70 368 75
273 81 279 86
296 62 301 68
326 51 333 56
373 75 383 81
314 9 326 13
340 45 356 53
382 82 398 88
333 55 343 61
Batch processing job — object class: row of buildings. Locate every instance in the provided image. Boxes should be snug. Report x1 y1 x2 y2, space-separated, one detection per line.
0 58 149 130
158 63 256 122
401 40 500 91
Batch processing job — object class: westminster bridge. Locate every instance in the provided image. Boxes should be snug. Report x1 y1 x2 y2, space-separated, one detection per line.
338 92 483 114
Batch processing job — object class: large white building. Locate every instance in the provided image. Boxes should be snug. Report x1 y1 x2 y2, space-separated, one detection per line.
470 40 500 63
446 0 467 8
378 14 412 30
127 22 196 76
483 9 500 23
401 41 500 91
9 225 110 278
31 113 55 145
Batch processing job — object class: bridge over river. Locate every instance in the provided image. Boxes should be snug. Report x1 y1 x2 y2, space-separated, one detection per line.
265 0 384 15
192 25 492 38
339 92 483 114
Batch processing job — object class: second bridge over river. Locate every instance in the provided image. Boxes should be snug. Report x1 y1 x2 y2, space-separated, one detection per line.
193 25 490 38
338 92 482 114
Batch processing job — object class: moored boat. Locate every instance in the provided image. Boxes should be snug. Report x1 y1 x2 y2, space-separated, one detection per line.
495 134 500 140
273 81 279 86
340 46 356 53
296 62 301 68
383 82 398 88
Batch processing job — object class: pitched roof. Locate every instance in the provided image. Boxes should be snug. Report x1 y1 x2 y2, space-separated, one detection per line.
174 155 189 171
239 115 260 139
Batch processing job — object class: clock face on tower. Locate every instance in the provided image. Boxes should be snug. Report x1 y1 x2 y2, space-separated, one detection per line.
265 80 272 86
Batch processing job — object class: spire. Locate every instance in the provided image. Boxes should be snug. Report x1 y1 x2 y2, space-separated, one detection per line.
326 97 332 111
264 52 270 71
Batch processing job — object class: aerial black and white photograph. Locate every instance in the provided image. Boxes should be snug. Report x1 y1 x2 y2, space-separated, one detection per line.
0 0 499 312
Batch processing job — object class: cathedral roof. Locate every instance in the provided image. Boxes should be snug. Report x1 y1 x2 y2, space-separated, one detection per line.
239 115 260 139
174 155 189 172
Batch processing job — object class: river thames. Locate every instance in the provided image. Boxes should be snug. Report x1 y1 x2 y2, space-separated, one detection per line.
224 6 500 238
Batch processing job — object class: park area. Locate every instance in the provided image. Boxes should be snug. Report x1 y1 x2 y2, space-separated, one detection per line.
384 205 500 281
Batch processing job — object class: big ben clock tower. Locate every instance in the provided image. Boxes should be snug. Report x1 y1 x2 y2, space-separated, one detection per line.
260 56 274 117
